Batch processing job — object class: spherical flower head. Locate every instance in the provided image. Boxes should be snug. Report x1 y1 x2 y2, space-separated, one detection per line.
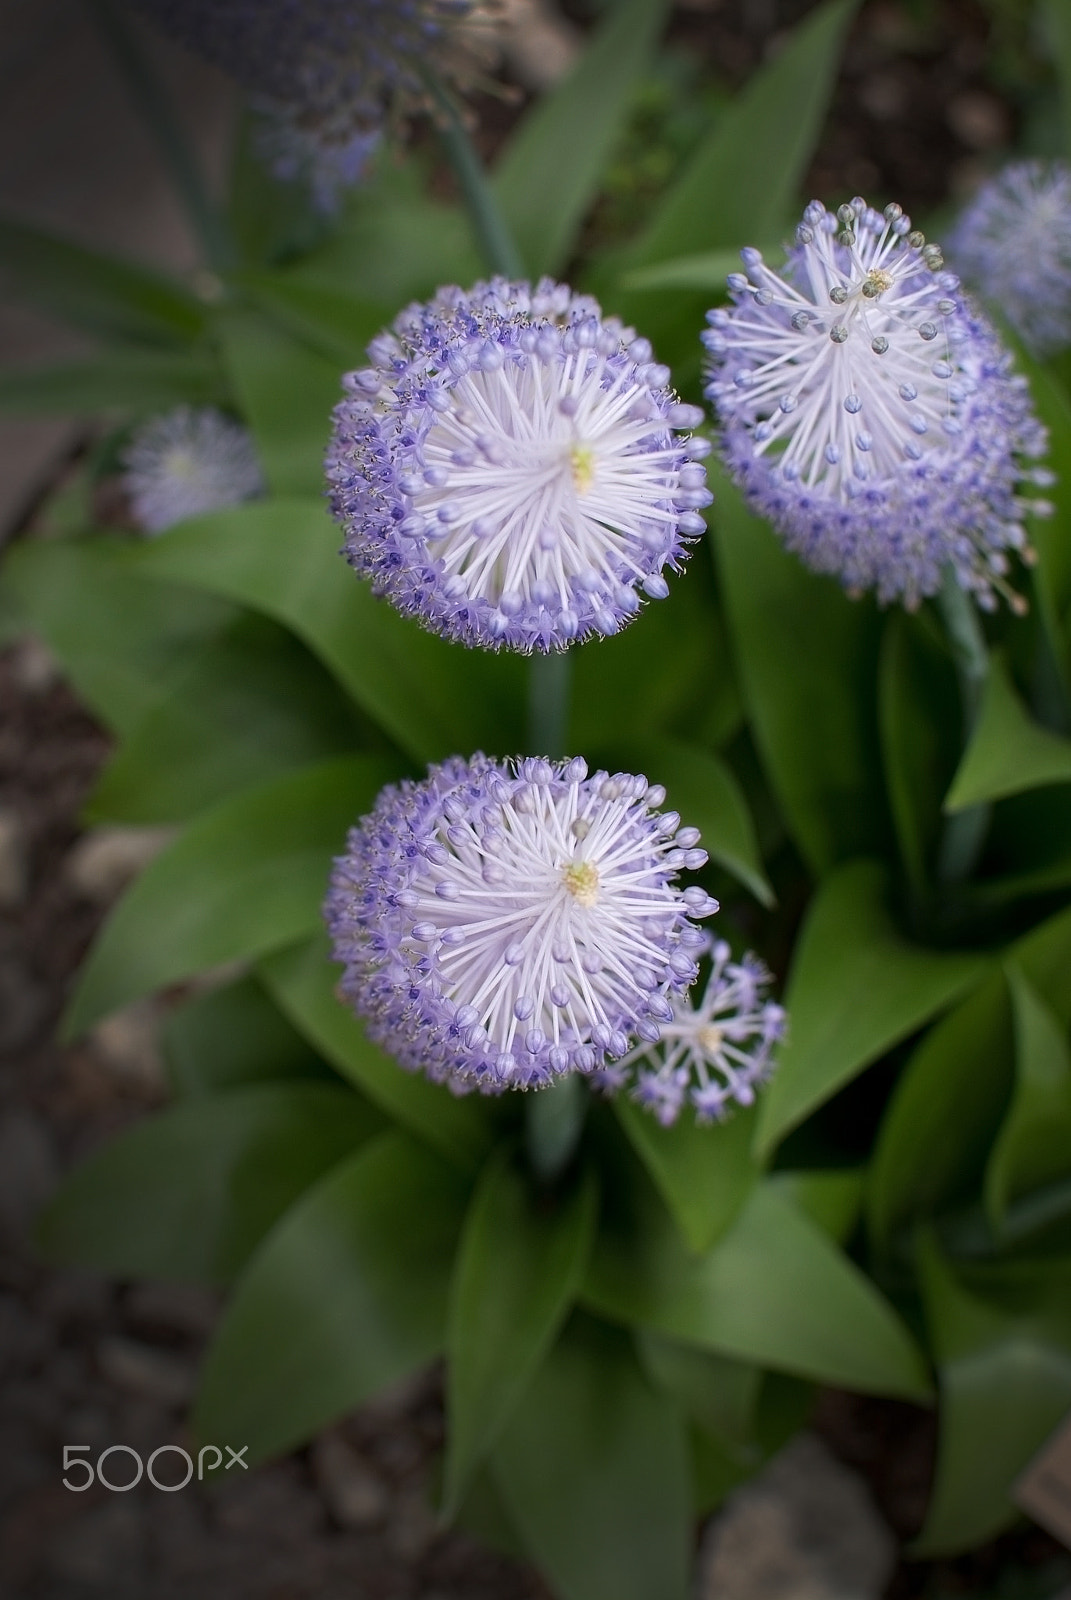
594 939 784 1127
950 161 1071 359
135 0 482 208
121 406 264 535
326 277 711 651
324 754 720 1095
703 198 1052 611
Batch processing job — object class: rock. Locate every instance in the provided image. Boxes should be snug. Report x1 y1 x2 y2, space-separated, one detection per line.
47 1500 148 1594
312 1432 389 1529
8 633 61 694
499 0 581 90
65 825 174 904
97 1335 197 1407
0 1109 58 1239
124 1280 219 1341
0 951 49 1054
387 1488 439 1560
89 998 168 1093
0 807 28 907
696 1432 897 1600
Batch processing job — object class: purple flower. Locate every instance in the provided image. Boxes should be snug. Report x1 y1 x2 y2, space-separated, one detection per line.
122 406 264 534
324 755 719 1095
597 939 784 1127
950 161 1071 359
326 278 710 652
703 198 1052 611
134 0 477 209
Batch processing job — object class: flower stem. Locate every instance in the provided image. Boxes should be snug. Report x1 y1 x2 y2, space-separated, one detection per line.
89 0 235 273
420 67 524 280
936 567 991 885
526 1073 587 1186
527 650 572 758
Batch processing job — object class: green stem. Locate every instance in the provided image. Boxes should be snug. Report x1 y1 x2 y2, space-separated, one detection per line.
89 0 235 273
527 650 572 758
420 67 524 280
526 1073 588 1186
936 568 991 886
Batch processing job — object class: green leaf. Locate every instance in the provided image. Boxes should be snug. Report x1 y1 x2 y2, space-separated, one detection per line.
768 1167 864 1246
614 1098 760 1254
1015 354 1071 699
586 1175 932 1399
866 975 1015 1254
162 974 329 1096
36 1083 380 1285
878 609 961 902
86 612 366 824
216 308 342 496
0 350 229 414
619 249 768 294
258 930 498 1171
0 214 207 345
945 653 1071 812
985 966 1071 1229
0 538 236 737
492 0 669 279
713 469 889 876
570 558 742 754
599 0 856 371
233 271 388 365
1044 0 1071 162
636 1329 761 1455
1014 902 1071 1027
286 166 480 306
913 1232 1071 1556
492 1313 692 1600
608 736 771 906
194 1130 469 1463
444 1155 598 1515
132 499 525 762
615 0 855 271
65 756 399 1036
755 860 988 1158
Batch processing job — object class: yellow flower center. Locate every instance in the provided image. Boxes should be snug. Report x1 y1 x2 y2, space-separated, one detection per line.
562 860 599 907
570 444 596 494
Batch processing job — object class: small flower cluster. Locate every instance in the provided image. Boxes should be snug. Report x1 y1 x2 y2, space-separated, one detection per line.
122 406 264 534
950 161 1071 360
596 940 785 1126
324 755 719 1095
704 197 1051 610
326 278 710 651
135 0 478 208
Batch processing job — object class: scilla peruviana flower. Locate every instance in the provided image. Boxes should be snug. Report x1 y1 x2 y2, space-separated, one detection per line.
595 939 784 1126
703 197 1052 611
950 160 1071 359
122 406 264 534
324 755 719 1094
134 0 481 209
326 277 711 651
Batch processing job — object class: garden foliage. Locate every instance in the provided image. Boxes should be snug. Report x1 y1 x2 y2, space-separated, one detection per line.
3 2 1071 1595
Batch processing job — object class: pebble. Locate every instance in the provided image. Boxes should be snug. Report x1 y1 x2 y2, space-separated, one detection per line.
0 1109 58 1239
312 1432 390 1529
124 1280 219 1340
387 1488 440 1560
0 806 29 907
8 633 61 694
696 1432 896 1600
89 998 168 1093
0 950 49 1054
65 825 175 904
97 1335 198 1407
